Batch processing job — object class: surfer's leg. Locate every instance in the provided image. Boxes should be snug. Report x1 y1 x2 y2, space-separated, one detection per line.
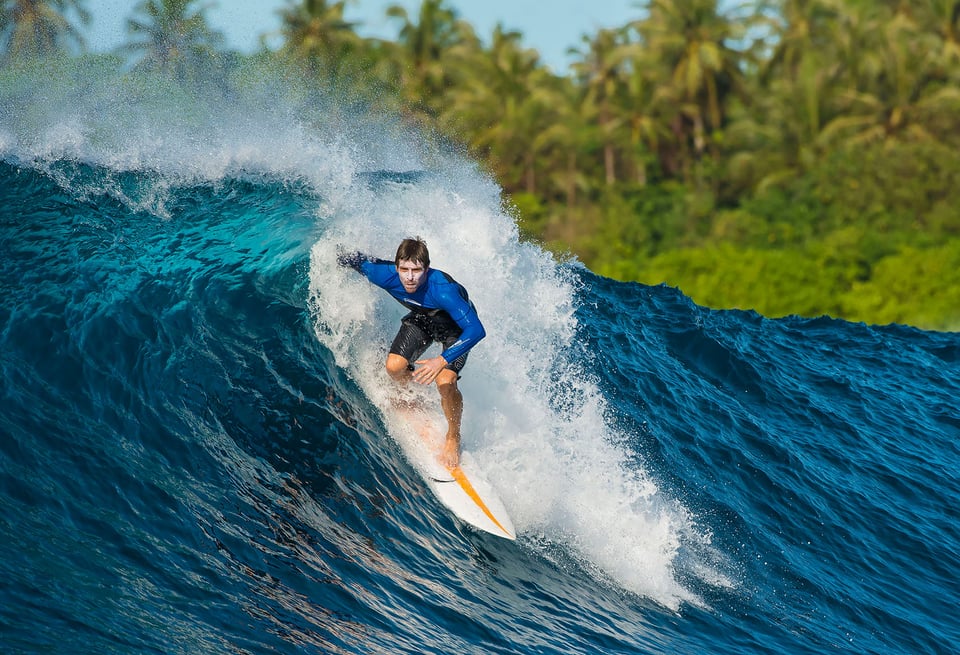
385 354 412 382
388 318 429 382
386 317 430 404
435 369 462 468
386 354 426 412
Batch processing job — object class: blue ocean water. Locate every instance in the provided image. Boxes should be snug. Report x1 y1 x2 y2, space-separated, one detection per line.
2 70 959 655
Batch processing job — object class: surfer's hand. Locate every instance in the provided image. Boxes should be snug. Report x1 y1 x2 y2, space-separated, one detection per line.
412 356 448 385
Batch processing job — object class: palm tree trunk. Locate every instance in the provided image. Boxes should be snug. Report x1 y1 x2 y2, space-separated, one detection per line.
600 101 616 185
634 156 647 186
604 142 616 186
525 152 536 194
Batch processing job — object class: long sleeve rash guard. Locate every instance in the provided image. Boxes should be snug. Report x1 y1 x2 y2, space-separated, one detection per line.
337 251 486 364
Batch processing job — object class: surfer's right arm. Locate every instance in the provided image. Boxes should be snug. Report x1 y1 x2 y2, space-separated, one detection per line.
336 250 395 278
336 250 372 273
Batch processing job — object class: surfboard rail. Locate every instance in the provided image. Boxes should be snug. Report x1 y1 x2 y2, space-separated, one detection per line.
429 464 515 539
390 406 516 540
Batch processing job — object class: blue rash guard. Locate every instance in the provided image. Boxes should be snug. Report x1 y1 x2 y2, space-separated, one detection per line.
338 252 486 364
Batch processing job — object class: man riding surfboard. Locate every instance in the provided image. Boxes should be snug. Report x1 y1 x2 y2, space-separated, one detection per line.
337 237 486 468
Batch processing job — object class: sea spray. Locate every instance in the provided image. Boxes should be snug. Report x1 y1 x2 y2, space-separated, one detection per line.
307 174 716 609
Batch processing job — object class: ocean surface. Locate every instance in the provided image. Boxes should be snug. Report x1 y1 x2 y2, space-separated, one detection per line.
1 67 959 655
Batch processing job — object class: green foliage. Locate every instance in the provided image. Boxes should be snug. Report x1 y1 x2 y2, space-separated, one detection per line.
508 192 547 241
839 243 960 331
622 239 960 331
0 0 89 62
573 136 960 330
635 245 833 319
4 0 960 330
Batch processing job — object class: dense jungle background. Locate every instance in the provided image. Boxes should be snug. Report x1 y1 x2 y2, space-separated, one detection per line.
3 0 959 329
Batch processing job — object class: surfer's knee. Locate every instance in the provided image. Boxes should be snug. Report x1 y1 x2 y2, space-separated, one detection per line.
385 354 411 380
435 371 460 397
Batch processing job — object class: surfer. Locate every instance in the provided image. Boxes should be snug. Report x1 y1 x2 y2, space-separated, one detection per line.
337 237 486 468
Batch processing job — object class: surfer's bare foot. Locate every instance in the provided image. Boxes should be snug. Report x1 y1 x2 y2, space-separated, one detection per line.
438 436 460 469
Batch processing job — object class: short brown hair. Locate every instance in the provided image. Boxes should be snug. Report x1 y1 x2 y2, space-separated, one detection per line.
395 237 430 268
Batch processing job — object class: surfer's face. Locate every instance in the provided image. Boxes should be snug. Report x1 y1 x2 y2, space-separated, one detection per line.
396 259 427 293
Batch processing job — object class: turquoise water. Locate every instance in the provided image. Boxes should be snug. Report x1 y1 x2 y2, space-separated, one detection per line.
1 69 958 654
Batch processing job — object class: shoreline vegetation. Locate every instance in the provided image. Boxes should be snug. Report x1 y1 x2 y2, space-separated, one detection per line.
2 1 959 331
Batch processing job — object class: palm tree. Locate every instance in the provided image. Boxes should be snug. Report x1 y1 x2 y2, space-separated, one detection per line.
536 77 595 208
632 0 748 176
819 2 960 148
759 0 836 82
386 0 476 119
727 0 843 191
570 27 632 187
606 30 670 187
124 0 223 81
908 0 960 74
441 24 552 194
277 0 360 82
0 0 89 61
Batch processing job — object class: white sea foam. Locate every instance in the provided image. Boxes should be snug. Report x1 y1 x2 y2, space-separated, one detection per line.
307 164 707 610
0 63 423 203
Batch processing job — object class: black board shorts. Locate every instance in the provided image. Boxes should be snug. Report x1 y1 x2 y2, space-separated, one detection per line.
389 311 469 374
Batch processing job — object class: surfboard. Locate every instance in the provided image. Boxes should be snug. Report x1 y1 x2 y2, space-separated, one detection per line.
390 406 516 540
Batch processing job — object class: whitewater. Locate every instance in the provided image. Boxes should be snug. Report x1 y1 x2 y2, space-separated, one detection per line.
1 64 958 654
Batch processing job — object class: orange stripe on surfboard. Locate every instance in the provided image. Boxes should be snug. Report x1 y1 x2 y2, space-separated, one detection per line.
448 466 513 538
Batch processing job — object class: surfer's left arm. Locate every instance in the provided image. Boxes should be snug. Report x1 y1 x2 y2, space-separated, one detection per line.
440 307 485 362
413 285 486 384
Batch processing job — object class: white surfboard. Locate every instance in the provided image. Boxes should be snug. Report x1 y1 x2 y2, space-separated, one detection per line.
390 406 516 540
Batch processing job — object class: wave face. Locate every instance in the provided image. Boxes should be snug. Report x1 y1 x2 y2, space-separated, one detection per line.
2 68 959 655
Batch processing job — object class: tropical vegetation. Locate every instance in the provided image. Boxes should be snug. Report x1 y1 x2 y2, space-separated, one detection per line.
2 0 959 330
